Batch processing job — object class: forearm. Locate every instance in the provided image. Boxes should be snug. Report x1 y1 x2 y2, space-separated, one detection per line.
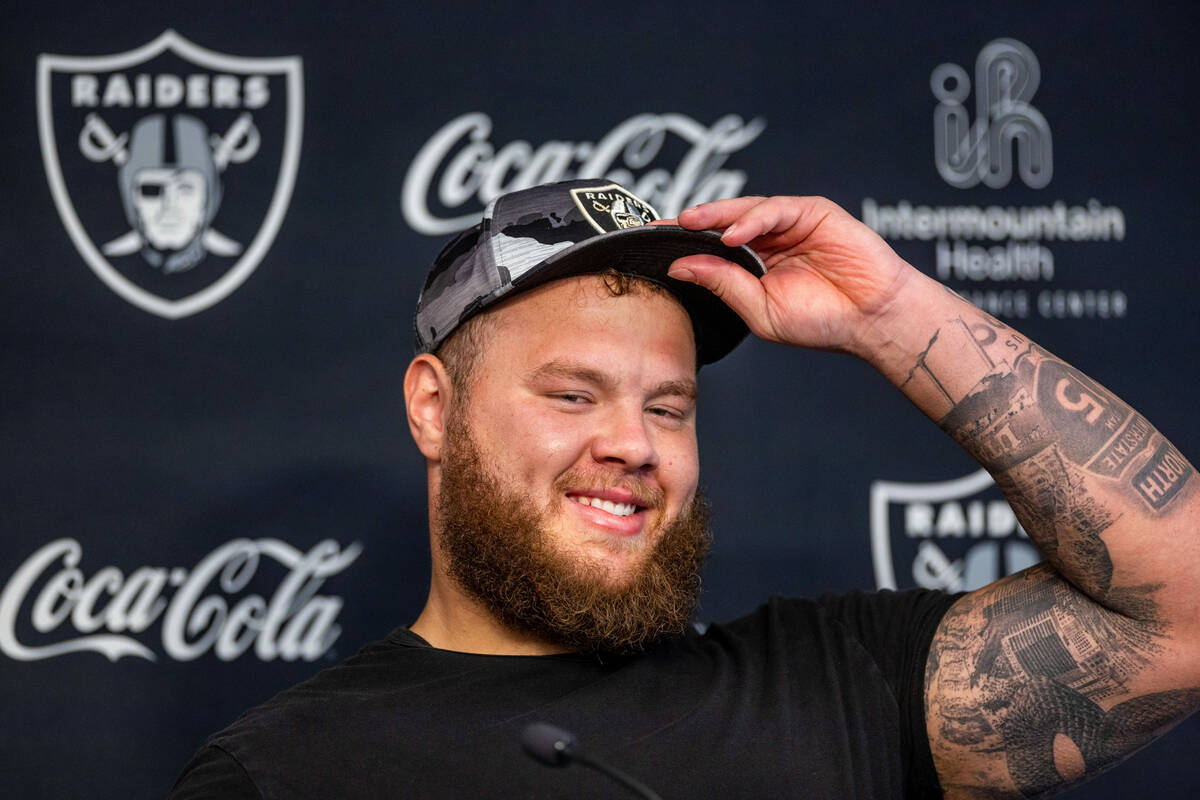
670 194 1200 796
858 269 1199 630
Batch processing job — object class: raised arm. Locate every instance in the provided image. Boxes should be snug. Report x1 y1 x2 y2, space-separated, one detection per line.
663 196 1200 797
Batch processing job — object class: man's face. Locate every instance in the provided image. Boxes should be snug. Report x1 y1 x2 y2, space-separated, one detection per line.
454 276 699 578
132 168 208 250
435 276 708 650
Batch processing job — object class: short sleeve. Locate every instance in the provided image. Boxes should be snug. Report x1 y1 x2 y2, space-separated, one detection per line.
815 589 962 799
169 744 262 800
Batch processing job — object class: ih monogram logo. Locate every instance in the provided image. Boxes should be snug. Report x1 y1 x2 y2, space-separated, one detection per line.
932 38 1052 190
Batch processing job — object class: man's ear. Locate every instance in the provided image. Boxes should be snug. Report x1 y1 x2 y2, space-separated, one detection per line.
404 354 453 462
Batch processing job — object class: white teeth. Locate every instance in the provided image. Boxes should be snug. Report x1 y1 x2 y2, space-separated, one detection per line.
572 496 637 517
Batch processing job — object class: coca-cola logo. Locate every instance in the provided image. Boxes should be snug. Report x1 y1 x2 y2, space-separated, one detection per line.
401 112 766 236
0 537 361 662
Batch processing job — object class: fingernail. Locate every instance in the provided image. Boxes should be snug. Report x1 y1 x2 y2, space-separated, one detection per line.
722 223 739 239
668 266 696 282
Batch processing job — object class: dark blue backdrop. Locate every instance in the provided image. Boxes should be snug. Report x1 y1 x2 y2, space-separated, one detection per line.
2 2 1196 797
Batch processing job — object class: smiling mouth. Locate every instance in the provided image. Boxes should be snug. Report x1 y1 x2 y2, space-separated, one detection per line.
567 495 641 518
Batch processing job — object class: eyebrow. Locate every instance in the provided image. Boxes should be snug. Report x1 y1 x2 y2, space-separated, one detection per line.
525 361 698 401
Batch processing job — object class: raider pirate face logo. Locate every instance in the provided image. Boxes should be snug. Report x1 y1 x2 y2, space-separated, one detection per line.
37 30 303 318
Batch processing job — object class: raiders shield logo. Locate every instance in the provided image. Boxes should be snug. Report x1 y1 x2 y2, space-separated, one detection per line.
869 469 1040 592
37 30 303 318
568 183 659 234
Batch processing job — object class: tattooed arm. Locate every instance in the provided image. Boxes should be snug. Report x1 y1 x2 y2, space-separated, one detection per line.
906 316 1200 796
664 196 1200 797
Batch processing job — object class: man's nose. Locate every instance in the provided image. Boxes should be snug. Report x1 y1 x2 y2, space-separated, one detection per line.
589 405 658 471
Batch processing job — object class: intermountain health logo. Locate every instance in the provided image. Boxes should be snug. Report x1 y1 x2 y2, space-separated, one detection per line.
932 37 1051 190
861 37 1128 323
37 30 303 318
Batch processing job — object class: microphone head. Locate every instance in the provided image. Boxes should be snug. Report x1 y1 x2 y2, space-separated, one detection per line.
520 722 578 767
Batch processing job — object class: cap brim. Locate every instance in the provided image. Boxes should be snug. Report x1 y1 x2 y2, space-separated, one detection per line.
512 226 764 365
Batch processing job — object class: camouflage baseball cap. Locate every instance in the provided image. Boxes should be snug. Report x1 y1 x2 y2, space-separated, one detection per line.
414 179 765 365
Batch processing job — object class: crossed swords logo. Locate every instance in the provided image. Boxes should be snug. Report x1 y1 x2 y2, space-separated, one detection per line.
589 196 650 229
78 111 260 260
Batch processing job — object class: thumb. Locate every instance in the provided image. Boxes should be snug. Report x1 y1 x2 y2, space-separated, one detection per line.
667 254 769 335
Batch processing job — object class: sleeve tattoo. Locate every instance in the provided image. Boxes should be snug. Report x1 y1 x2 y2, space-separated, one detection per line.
909 311 1200 796
904 312 1191 601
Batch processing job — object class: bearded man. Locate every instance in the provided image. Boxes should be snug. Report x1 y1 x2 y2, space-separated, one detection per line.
172 181 1199 799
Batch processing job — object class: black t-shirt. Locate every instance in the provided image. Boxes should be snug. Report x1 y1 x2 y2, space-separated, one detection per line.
171 590 957 799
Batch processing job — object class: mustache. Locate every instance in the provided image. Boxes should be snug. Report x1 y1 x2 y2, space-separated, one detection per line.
551 468 666 510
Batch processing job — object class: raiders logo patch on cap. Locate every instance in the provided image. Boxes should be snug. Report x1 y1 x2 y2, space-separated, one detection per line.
415 179 765 365
568 183 659 233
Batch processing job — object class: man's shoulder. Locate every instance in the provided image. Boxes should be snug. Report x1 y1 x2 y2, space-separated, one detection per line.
173 629 422 799
207 628 419 745
708 588 957 642
686 589 959 691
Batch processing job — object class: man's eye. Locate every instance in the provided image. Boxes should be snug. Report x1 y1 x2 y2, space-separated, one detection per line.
555 393 587 403
138 184 163 198
648 406 683 420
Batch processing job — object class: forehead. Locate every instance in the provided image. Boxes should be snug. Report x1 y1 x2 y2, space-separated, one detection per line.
480 275 697 376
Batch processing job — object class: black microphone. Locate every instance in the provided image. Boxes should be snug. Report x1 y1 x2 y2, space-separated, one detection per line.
520 722 664 800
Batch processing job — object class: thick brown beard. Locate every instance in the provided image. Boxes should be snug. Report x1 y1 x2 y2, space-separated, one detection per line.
436 411 711 654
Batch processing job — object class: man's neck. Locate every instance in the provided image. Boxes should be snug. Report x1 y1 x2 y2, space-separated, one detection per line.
410 576 572 656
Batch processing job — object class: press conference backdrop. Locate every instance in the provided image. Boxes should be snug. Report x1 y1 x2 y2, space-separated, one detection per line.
2 2 1196 797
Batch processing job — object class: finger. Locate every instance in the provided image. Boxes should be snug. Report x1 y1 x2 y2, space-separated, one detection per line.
733 229 800 256
653 213 788 264
676 196 768 231
666 254 770 336
718 196 829 247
